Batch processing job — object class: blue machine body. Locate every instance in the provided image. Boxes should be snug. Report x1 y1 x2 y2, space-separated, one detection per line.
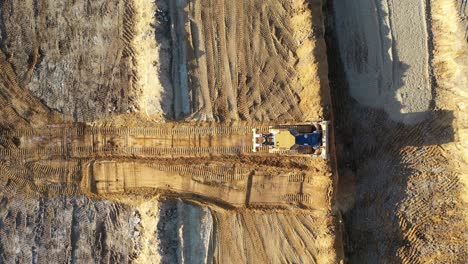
294 131 322 149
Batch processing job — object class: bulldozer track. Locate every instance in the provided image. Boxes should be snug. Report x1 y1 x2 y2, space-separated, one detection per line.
282 194 312 203
287 173 323 184
27 162 82 183
0 145 255 159
288 173 307 182
5 125 270 137
1 124 302 160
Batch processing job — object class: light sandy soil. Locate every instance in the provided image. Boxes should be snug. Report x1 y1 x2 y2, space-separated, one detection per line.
211 209 338 263
133 0 171 119
154 199 213 263
333 0 432 124
0 192 140 262
431 0 468 253
0 191 214 263
2 0 465 263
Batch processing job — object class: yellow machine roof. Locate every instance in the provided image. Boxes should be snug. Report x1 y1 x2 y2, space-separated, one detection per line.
274 130 295 150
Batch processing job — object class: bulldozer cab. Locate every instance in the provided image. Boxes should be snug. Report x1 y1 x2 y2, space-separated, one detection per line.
273 129 322 150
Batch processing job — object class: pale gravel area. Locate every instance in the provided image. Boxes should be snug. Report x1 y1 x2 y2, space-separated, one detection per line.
333 0 431 124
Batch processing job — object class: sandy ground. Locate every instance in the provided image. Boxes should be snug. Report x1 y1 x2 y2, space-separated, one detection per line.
333 0 432 124
0 0 341 262
155 0 329 122
0 191 214 263
431 0 468 252
155 199 213 264
328 0 467 262
2 0 465 262
0 0 330 123
3 0 466 263
0 193 140 262
211 209 339 264
133 0 172 119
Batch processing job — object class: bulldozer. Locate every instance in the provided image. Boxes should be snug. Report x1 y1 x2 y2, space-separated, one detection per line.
252 121 329 159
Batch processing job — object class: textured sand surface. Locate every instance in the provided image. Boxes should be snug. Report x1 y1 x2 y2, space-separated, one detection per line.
328 0 467 262
0 0 340 263
1 0 466 262
0 0 144 121
162 0 329 121
333 0 431 124
212 209 340 264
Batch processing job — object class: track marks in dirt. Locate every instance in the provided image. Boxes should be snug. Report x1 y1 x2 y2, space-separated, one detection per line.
0 194 139 262
171 0 320 122
0 152 331 210
0 0 144 121
85 159 331 210
0 50 61 131
330 73 464 262
212 210 338 263
396 147 465 264
121 0 140 113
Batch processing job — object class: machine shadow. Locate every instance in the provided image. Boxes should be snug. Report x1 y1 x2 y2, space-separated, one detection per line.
323 0 454 263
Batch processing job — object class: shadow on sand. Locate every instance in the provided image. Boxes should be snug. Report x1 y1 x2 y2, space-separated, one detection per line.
324 0 454 262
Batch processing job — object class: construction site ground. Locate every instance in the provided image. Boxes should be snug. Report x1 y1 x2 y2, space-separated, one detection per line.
0 0 466 263
0 0 340 263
